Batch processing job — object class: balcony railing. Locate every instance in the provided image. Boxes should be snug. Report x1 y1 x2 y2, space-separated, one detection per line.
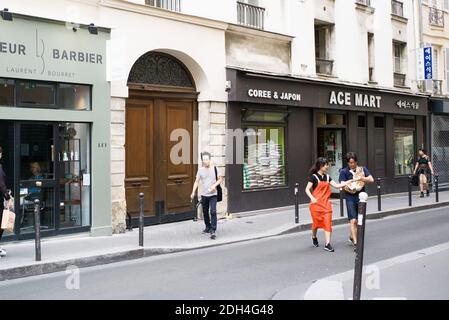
394 72 406 87
237 2 265 30
316 58 334 76
356 0 371 6
429 7 445 27
391 0 404 17
145 0 181 12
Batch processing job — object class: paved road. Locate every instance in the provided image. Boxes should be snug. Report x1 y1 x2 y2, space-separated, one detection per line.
0 207 448 300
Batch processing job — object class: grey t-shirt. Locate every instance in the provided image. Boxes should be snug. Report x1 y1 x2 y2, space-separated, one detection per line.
197 166 219 197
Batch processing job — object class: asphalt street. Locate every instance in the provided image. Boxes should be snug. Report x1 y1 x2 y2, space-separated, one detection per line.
0 207 448 300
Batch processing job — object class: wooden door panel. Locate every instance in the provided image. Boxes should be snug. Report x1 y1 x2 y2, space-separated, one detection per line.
125 100 154 217
163 101 194 214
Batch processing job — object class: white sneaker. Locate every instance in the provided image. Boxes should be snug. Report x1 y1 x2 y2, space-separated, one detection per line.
0 248 6 257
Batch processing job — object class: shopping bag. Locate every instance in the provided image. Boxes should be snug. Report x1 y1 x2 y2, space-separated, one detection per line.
1 209 16 233
411 174 419 187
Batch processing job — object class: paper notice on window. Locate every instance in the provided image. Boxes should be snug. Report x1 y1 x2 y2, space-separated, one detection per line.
83 174 91 186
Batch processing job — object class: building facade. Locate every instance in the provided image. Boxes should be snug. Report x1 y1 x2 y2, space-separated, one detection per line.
1 0 443 237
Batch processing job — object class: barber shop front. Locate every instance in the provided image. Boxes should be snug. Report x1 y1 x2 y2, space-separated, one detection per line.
0 13 111 240
226 69 428 213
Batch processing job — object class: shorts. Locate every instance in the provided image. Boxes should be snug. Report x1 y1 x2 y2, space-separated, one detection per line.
346 198 359 221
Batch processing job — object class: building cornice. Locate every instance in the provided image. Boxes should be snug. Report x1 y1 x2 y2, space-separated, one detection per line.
99 0 228 31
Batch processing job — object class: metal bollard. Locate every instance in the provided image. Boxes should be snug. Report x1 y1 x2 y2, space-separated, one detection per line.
435 174 439 203
294 183 299 224
34 199 41 262
353 192 368 301
340 188 344 217
377 178 382 212
139 193 144 247
408 176 412 207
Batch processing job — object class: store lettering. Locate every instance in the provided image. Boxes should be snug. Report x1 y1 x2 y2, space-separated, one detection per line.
330 91 381 109
53 49 103 64
0 41 26 55
248 89 301 102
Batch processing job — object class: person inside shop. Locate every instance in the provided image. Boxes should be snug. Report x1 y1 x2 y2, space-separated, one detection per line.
28 162 44 195
190 152 223 240
305 157 353 253
0 146 14 258
414 149 434 198
339 152 374 251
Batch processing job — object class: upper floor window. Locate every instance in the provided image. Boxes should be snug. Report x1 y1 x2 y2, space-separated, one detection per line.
392 0 404 17
237 0 265 30
315 23 335 76
0 78 91 110
145 0 181 12
356 0 371 6
393 41 407 87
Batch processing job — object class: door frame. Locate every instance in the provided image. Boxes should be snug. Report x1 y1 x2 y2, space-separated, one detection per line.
3 121 91 242
126 85 199 227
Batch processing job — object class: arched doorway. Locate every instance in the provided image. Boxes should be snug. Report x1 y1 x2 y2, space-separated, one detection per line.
125 52 198 225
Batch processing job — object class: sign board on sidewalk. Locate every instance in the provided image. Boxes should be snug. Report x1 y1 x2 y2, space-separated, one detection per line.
417 47 433 81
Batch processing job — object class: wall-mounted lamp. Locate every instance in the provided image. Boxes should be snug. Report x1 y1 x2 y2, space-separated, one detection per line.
88 23 98 35
1 8 13 21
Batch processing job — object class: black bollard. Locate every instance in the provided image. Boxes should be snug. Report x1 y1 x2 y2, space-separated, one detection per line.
34 199 41 262
435 174 439 203
294 183 299 224
377 178 382 212
408 176 412 207
139 193 144 247
340 188 344 217
353 192 368 301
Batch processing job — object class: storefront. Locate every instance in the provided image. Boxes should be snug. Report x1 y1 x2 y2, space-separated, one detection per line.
429 98 449 188
226 68 428 213
0 13 111 239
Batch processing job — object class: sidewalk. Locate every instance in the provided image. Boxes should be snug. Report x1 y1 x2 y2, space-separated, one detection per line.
1 190 449 281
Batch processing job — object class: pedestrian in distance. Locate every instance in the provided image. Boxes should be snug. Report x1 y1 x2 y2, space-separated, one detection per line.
191 152 223 240
339 152 374 251
0 146 14 258
414 149 434 198
305 157 353 253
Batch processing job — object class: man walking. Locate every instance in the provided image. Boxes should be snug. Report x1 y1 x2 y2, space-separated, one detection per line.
191 152 223 240
339 152 374 250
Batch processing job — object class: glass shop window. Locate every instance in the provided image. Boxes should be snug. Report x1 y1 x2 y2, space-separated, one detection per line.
393 119 416 176
58 84 91 110
242 110 288 190
17 81 56 107
0 79 15 106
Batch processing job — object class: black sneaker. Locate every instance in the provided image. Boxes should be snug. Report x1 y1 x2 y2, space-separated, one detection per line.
324 243 335 252
427 190 430 197
312 237 319 248
420 192 425 198
349 236 356 247
210 232 217 240
203 227 211 234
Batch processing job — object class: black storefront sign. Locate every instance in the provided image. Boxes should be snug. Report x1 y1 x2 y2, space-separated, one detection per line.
227 69 428 116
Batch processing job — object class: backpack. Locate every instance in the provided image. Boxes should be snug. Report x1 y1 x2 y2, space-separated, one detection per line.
214 166 223 202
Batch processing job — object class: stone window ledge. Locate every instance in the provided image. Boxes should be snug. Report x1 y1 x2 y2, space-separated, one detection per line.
391 14 408 24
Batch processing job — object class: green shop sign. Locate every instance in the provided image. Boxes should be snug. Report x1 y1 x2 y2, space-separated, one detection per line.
0 14 108 84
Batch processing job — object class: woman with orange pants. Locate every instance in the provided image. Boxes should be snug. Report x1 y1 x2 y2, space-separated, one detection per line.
305 158 352 252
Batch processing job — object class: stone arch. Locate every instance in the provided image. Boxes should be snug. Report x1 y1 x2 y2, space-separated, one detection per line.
127 51 195 89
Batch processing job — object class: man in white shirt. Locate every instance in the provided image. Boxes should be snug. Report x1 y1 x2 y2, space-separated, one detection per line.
191 152 223 240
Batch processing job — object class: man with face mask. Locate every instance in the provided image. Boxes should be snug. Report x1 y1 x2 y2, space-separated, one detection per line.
339 152 374 250
191 152 223 240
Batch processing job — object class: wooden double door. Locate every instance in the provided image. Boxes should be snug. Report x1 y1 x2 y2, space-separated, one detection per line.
125 90 197 225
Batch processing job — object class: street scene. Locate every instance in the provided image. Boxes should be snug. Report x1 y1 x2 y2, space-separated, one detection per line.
1 0 449 309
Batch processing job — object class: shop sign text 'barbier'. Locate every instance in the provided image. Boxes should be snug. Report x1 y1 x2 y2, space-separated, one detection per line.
329 91 382 109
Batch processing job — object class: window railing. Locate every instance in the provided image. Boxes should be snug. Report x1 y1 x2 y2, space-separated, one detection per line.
237 1 265 30
145 0 181 12
356 0 371 6
391 0 404 17
316 58 334 76
429 7 445 27
394 72 406 86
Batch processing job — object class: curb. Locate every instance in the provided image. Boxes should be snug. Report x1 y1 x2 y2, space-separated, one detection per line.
1 201 448 281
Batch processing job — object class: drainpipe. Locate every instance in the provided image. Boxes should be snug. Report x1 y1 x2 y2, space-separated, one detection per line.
417 0 424 48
